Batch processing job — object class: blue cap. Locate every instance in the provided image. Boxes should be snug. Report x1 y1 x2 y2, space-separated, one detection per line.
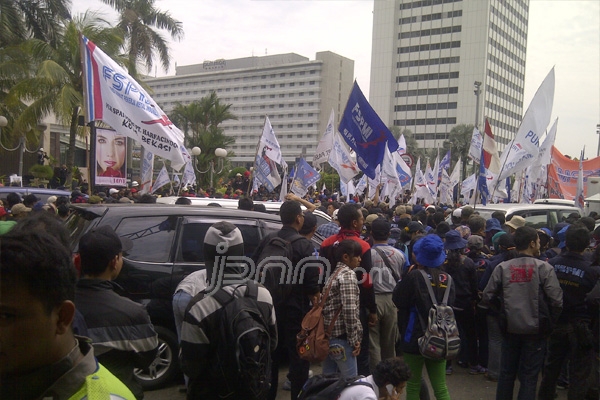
445 229 468 250
486 218 502 232
557 226 569 249
414 235 446 268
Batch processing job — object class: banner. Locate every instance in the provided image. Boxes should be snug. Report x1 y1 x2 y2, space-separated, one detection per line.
139 149 154 194
81 36 186 169
95 128 127 187
328 131 359 184
260 116 285 167
497 68 555 181
338 81 398 179
468 127 483 162
397 134 407 155
313 109 334 167
151 165 170 194
253 116 285 192
547 146 600 199
291 158 321 197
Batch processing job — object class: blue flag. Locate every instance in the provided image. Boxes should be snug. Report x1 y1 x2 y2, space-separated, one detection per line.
505 177 511 203
291 157 321 197
338 82 398 179
438 150 451 183
478 147 489 205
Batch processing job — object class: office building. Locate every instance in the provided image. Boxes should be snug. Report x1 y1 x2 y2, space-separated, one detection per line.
145 52 354 166
370 0 529 150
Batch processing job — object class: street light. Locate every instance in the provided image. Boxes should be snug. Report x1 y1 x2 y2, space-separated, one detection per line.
190 146 227 188
474 81 482 129
596 124 600 157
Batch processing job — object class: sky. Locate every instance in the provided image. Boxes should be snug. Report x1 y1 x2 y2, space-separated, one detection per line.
72 0 599 158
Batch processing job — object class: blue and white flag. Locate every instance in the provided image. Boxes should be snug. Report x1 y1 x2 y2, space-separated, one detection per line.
173 173 180 187
181 148 196 188
260 116 286 167
140 149 154 195
393 151 412 187
151 165 170 194
338 81 398 179
291 158 321 198
279 172 288 202
313 109 335 168
461 174 477 198
439 150 451 182
397 134 407 155
355 174 368 196
328 131 359 184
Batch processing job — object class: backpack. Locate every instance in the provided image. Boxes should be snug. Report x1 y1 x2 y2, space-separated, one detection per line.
256 234 304 308
297 373 373 400
212 281 272 400
296 268 343 363
417 270 461 360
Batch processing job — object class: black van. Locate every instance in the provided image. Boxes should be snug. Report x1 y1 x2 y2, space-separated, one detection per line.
66 204 284 389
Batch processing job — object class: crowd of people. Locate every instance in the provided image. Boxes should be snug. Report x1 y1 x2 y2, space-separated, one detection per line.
3 180 600 400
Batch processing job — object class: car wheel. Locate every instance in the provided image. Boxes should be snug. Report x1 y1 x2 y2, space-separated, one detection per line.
134 325 179 390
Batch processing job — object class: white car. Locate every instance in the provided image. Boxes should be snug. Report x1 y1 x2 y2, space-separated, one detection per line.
458 203 582 230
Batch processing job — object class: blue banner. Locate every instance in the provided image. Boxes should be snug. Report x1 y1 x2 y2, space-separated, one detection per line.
291 157 321 197
338 82 398 179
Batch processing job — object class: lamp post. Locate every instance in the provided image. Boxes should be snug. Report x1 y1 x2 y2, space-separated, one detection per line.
190 147 227 188
474 81 482 129
596 124 600 157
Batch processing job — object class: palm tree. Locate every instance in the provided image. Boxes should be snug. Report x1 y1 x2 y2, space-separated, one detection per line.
169 92 237 188
443 124 474 180
100 0 183 76
5 12 124 185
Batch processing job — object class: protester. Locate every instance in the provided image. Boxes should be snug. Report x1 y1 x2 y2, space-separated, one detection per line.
338 358 411 400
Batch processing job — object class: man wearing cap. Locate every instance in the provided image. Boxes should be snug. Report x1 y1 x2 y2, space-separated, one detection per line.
368 218 405 373
106 188 120 203
505 215 526 234
181 222 277 399
11 203 31 220
481 226 562 400
75 226 159 399
538 226 600 400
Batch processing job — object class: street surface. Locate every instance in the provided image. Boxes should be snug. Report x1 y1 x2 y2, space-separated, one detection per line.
144 362 571 400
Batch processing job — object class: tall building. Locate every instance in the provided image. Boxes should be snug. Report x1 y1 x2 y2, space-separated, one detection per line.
145 52 354 167
370 0 529 151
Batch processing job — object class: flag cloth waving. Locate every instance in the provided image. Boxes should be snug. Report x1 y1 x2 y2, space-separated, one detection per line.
291 158 321 197
338 81 398 179
478 146 489 205
313 109 335 168
81 35 186 169
328 131 359 184
576 149 585 210
151 165 170 194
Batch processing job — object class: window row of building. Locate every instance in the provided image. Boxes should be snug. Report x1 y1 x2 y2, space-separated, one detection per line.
490 21 526 53
496 0 529 26
490 4 527 40
399 25 462 39
397 56 460 69
400 9 462 25
489 53 524 81
395 86 459 97
393 117 457 126
396 71 459 83
394 102 458 112
487 68 524 94
398 40 461 54
485 100 521 122
399 0 462 10
486 83 523 109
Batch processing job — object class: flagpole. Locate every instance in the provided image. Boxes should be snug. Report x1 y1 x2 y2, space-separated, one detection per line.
248 116 266 197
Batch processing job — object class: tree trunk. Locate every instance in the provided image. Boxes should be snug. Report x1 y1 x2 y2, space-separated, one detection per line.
65 110 79 188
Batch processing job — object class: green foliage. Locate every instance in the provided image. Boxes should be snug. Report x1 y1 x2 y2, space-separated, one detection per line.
317 171 340 193
29 164 53 179
442 123 474 179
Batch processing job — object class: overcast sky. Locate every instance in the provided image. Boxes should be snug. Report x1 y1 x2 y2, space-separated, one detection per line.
72 0 599 158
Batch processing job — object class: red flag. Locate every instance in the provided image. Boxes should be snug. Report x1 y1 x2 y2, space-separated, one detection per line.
483 119 500 174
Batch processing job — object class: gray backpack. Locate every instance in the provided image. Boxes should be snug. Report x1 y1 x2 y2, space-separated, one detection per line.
417 270 461 360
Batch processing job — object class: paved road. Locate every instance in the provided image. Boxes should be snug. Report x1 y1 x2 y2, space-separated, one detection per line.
144 362 571 400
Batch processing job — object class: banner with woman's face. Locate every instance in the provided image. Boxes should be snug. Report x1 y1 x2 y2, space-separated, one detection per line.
95 128 127 186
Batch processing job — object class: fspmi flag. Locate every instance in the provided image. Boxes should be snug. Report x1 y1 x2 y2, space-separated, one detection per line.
338 81 398 179
81 35 186 170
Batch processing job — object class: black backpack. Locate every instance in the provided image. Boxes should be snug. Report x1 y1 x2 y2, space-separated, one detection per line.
255 233 304 308
212 281 272 400
297 374 373 400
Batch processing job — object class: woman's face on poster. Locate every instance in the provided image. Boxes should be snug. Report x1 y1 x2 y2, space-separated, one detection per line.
97 131 125 173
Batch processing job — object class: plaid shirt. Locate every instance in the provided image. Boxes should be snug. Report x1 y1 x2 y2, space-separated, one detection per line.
316 222 341 238
323 263 362 346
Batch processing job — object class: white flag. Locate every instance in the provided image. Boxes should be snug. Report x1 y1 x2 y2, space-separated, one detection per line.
279 172 288 202
497 68 555 181
346 179 355 197
173 173 180 187
151 165 170 194
538 118 558 167
328 131 359 184
181 161 196 188
425 160 437 201
461 174 477 197
397 134 407 155
355 174 367 196
468 127 483 162
81 36 186 169
414 158 434 204
139 149 154 195
313 109 334 167
440 169 453 204
450 157 462 189
260 116 286 167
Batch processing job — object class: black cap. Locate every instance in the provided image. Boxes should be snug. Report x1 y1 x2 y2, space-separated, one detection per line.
79 225 133 259
371 217 391 240
299 211 317 235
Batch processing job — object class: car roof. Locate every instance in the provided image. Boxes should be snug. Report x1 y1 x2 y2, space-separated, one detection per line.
468 203 581 213
0 187 71 196
70 203 283 222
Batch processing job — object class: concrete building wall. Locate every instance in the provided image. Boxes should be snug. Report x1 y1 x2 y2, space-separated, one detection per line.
145 52 354 167
369 0 529 151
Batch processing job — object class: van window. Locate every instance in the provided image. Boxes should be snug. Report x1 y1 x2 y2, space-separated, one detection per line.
516 210 552 229
115 216 178 263
177 220 262 262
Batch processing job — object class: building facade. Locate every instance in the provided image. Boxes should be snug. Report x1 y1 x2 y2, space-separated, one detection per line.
145 51 354 167
370 0 529 151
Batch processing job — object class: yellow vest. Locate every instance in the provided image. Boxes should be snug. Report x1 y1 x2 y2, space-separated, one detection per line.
67 364 135 400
